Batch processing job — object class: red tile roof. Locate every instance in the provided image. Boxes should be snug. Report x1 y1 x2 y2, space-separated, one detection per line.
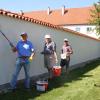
0 9 99 41
24 6 94 25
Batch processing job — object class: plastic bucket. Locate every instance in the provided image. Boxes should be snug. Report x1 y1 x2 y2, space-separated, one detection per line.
36 80 48 91
52 66 61 76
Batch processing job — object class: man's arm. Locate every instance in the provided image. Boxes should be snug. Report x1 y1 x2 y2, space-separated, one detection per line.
54 51 58 63
11 42 19 52
11 47 17 52
30 51 35 58
53 42 58 63
29 43 35 61
67 46 73 56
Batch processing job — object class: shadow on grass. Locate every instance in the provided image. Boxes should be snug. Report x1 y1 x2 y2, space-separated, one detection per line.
48 59 100 89
0 59 100 100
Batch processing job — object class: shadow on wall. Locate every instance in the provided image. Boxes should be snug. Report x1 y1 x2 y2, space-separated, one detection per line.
0 59 100 100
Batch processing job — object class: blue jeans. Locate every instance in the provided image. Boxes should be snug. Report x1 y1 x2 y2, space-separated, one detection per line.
10 58 30 89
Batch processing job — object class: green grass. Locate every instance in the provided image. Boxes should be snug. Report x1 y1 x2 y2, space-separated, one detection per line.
1 59 100 100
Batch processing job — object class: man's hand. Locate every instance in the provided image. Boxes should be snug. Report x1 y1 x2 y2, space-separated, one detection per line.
29 52 35 62
55 58 58 64
40 51 44 54
11 47 17 52
29 56 33 62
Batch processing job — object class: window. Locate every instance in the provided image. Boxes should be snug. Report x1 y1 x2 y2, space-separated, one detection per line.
87 27 92 32
75 27 80 32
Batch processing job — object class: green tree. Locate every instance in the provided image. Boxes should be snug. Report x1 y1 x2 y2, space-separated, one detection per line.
90 0 100 36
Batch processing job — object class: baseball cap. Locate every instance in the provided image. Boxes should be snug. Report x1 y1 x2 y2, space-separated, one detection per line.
45 34 51 38
20 32 27 36
64 38 68 42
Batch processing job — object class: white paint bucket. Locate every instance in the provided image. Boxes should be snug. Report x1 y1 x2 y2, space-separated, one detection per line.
36 80 48 91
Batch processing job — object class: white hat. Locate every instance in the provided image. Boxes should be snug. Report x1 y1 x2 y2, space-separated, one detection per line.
20 32 27 36
64 38 68 42
45 34 51 38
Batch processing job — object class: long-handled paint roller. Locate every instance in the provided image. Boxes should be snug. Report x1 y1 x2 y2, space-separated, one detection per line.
0 30 14 48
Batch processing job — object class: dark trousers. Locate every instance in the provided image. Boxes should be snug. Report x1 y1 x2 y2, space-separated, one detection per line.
60 58 70 71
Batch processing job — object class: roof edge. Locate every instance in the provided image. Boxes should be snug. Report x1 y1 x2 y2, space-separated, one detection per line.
0 9 100 41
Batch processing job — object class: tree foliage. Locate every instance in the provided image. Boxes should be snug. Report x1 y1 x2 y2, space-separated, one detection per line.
90 0 100 35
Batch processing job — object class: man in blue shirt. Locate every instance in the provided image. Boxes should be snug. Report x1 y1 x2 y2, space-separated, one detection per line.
10 32 35 91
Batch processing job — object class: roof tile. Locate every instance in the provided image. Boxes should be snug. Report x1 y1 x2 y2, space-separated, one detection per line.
24 6 94 25
0 9 99 41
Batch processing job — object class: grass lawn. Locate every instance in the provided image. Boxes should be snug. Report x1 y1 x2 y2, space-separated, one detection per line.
0 59 100 100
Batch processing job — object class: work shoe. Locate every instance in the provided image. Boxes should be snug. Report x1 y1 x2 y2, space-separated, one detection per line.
7 87 17 93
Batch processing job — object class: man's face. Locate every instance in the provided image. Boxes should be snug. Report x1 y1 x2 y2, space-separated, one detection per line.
64 41 68 46
45 38 51 43
21 34 28 41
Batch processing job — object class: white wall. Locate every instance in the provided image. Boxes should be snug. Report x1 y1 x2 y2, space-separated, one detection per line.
0 15 100 85
63 25 98 38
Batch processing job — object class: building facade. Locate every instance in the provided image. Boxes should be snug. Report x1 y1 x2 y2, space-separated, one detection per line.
63 25 97 38
24 6 98 38
0 9 100 86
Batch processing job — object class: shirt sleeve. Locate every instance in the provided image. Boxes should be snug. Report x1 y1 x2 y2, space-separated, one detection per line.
16 42 19 50
30 42 35 53
68 46 73 53
52 42 56 52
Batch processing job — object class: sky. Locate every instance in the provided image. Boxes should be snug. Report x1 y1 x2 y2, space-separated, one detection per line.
0 0 99 12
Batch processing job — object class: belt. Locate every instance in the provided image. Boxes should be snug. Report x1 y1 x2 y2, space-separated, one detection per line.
19 56 29 59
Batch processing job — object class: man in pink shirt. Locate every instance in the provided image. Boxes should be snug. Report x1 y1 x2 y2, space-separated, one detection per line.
60 39 73 74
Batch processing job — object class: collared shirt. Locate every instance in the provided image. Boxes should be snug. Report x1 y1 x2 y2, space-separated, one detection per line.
16 40 34 57
62 45 72 54
44 41 56 55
